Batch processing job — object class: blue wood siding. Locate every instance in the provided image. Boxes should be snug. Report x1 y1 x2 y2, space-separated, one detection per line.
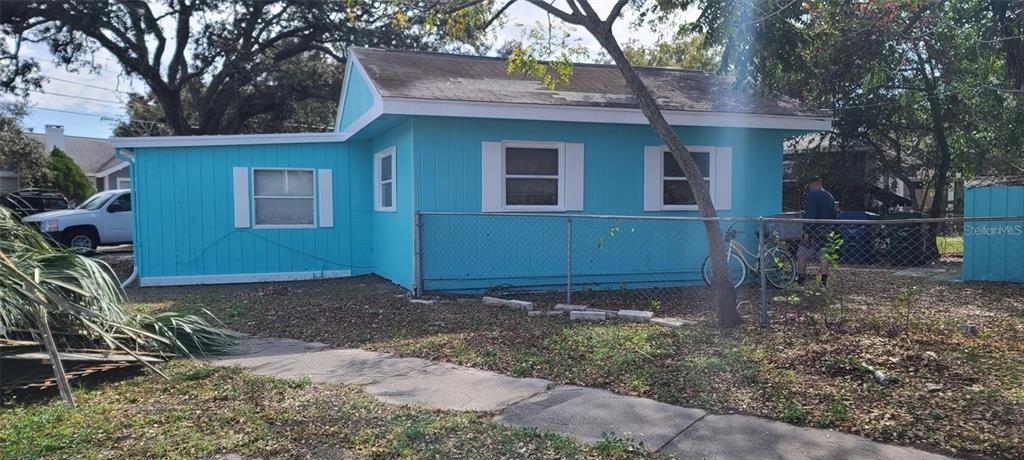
133 142 372 281
963 185 1024 282
369 119 416 288
336 60 377 133
412 116 801 292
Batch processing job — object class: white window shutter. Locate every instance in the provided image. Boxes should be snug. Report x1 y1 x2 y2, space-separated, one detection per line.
714 147 733 210
643 146 662 211
481 142 503 212
564 143 584 211
318 169 334 227
232 167 250 228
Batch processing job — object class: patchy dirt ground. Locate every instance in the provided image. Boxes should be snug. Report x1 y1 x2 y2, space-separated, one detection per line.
129 272 1024 459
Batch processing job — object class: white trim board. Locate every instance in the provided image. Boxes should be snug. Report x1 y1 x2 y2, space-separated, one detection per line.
383 97 832 131
139 270 353 287
334 51 385 134
110 132 347 148
95 161 130 178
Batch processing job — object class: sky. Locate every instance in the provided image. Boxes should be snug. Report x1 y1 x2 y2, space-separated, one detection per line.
11 1 690 139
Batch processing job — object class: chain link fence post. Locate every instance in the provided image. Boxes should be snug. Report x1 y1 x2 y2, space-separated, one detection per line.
566 216 573 305
414 212 423 297
758 217 769 327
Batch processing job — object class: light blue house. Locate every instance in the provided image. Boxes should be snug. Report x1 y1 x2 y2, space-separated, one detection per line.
110 48 831 291
963 176 1024 283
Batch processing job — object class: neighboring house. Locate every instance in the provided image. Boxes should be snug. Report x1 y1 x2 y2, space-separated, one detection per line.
110 47 831 290
15 125 130 193
783 133 959 214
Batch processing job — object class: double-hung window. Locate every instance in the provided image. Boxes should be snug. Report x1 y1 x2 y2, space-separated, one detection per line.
644 145 732 211
481 141 584 212
252 169 316 226
375 148 396 212
662 150 711 208
504 142 563 209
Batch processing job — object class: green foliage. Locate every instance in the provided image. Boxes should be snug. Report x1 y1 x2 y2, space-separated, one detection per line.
621 34 721 70
44 148 94 202
504 21 589 90
0 102 50 188
1 1 473 135
0 207 233 357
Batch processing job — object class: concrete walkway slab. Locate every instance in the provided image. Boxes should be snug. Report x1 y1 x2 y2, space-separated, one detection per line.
209 337 330 368
247 349 433 385
208 334 952 460
494 385 706 451
659 414 950 460
363 362 550 411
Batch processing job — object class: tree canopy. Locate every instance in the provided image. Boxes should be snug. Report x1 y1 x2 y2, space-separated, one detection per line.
0 0 479 135
0 102 49 188
655 0 1024 215
45 147 94 203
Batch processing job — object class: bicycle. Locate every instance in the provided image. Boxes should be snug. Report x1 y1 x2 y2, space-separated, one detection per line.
701 223 797 289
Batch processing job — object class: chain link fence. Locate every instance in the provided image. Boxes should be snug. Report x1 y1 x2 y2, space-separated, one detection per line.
417 212 1024 327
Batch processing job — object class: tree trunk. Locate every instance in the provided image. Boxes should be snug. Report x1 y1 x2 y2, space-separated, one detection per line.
585 21 741 327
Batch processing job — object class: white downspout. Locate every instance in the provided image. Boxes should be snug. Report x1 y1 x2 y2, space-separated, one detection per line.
113 148 138 288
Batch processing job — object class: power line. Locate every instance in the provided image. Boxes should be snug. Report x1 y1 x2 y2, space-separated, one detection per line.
29 106 125 120
41 75 137 95
28 89 125 106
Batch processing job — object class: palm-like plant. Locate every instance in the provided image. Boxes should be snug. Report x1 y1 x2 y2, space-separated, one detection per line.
0 207 233 362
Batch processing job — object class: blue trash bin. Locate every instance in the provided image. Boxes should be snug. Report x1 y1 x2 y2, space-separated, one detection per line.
837 211 880 264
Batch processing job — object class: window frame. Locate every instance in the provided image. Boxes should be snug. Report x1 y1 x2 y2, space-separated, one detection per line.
116 177 131 190
374 147 397 212
659 146 716 211
250 167 318 228
501 140 566 211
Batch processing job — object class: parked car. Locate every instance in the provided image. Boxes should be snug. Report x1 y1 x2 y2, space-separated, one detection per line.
22 189 133 252
1 189 70 218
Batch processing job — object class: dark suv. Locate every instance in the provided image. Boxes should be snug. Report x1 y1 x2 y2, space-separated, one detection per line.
1 189 71 218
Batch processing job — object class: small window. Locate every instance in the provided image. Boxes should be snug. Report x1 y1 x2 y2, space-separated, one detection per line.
375 148 396 212
504 143 563 208
253 169 315 226
662 151 711 208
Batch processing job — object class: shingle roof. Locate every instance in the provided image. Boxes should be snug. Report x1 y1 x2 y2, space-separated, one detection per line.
966 175 1024 188
25 133 121 175
351 48 827 118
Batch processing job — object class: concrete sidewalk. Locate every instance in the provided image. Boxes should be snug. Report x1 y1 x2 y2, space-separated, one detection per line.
211 337 952 460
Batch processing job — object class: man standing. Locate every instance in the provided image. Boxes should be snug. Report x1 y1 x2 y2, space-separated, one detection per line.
797 176 837 287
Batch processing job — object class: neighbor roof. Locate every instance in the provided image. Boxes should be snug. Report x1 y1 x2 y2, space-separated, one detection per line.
26 133 122 176
350 48 828 119
966 175 1024 188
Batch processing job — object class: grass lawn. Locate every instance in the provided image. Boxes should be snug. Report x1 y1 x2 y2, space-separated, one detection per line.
129 273 1024 459
0 361 654 459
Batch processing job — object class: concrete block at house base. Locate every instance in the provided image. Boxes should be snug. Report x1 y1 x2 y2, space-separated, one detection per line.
528 310 566 318
554 304 589 311
482 296 535 311
651 317 696 329
617 310 654 322
570 310 606 321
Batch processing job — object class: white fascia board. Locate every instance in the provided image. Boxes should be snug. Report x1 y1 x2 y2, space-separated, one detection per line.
139 269 353 287
382 97 833 131
334 50 385 134
94 160 130 178
110 132 348 148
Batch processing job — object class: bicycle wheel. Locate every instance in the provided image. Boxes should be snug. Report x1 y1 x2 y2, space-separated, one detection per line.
763 247 797 289
701 252 747 288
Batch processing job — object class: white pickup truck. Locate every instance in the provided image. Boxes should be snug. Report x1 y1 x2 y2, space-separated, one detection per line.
23 189 133 252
